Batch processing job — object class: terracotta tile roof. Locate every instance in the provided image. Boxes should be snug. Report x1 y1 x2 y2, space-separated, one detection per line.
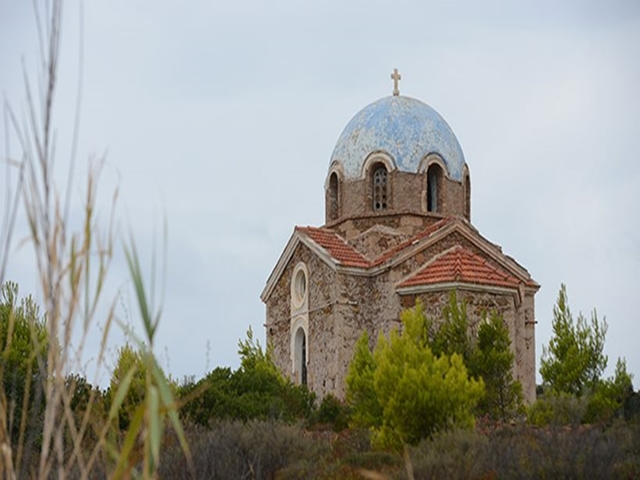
398 245 521 289
371 217 454 266
296 226 369 268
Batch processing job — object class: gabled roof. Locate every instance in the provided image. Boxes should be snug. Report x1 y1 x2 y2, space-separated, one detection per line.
398 245 520 289
295 227 369 268
261 217 539 302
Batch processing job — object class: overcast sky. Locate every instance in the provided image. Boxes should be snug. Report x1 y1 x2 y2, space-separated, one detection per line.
1 0 639 387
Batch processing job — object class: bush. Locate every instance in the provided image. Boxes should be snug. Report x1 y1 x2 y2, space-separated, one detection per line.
527 391 588 426
158 420 325 479
311 394 350 431
406 423 640 480
179 328 316 425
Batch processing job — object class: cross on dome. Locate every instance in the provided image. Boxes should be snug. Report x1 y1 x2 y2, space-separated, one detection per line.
391 68 401 96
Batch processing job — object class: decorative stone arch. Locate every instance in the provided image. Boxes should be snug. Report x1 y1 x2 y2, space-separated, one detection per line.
418 154 447 213
362 152 395 212
325 162 344 222
290 262 309 385
417 153 448 177
290 262 309 311
462 165 471 221
360 151 396 179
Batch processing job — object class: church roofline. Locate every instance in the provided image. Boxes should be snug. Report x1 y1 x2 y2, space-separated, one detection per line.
260 227 368 302
395 245 521 290
261 217 538 303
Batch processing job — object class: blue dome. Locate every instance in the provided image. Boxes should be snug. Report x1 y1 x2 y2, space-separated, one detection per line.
330 96 466 181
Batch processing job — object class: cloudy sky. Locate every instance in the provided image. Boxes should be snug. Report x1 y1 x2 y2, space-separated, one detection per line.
1 0 639 386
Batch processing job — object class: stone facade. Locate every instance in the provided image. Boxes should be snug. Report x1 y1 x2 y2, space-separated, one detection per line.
262 92 539 403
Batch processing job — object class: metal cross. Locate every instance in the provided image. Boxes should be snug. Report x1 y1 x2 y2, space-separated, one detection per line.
391 68 402 96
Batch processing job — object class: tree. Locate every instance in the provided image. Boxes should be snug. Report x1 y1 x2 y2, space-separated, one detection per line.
431 293 474 365
415 294 523 422
540 284 608 396
346 302 484 449
472 312 523 421
0 281 49 445
584 357 634 423
108 343 148 430
179 327 315 425
345 331 382 428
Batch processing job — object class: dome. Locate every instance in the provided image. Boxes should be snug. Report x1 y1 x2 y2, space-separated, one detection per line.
330 95 466 181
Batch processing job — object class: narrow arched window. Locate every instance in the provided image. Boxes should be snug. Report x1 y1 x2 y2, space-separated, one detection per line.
427 164 443 213
328 172 339 220
372 166 388 211
464 173 471 220
294 327 307 385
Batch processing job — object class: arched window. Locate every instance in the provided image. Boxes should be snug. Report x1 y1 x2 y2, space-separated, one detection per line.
372 165 388 211
426 164 443 213
294 327 307 385
464 173 471 220
328 172 340 221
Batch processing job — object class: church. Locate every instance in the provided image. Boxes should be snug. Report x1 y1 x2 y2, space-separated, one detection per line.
261 70 539 404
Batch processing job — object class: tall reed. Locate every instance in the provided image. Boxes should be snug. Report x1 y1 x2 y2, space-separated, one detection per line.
1 1 188 478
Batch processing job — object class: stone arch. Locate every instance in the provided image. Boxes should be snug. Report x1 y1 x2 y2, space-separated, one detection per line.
325 162 344 223
290 262 309 385
360 151 396 179
361 152 396 211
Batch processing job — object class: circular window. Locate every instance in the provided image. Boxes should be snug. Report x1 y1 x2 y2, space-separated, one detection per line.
291 264 308 308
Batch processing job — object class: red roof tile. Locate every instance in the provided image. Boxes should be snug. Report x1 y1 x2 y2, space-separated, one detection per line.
398 245 521 289
296 226 370 268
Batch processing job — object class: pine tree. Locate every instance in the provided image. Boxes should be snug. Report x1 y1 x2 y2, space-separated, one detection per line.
472 312 523 421
540 284 608 396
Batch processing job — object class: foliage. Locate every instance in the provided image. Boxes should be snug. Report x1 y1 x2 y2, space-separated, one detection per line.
108 343 147 430
534 285 634 428
115 238 191 478
472 311 524 421
158 420 326 480
424 294 523 421
527 390 589 426
346 301 484 449
149 418 640 480
0 282 48 459
584 358 634 424
529 359 634 427
345 331 382 429
431 293 474 365
179 327 315 426
404 422 640 480
540 284 608 396
350 295 523 430
312 394 350 431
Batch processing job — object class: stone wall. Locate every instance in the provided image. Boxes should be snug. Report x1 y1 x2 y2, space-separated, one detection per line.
266 227 537 404
325 169 466 235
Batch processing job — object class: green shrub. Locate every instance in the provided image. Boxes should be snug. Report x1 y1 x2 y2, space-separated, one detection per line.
179 328 315 425
312 394 350 431
346 301 484 449
527 391 588 426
